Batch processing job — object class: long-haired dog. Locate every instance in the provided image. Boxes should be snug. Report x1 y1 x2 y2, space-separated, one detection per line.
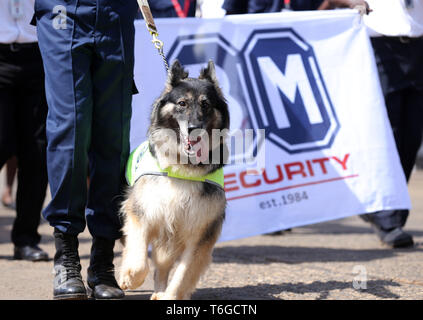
118 60 229 300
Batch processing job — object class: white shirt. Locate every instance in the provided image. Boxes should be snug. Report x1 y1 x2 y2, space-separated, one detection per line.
0 0 38 43
200 0 226 18
364 0 423 37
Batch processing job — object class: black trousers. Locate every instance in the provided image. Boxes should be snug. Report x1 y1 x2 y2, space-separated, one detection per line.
362 37 423 230
0 43 48 246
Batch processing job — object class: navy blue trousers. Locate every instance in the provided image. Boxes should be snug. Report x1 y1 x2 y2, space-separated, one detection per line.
35 0 138 239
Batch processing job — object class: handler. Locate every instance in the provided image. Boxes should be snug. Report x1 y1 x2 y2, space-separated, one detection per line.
34 0 138 299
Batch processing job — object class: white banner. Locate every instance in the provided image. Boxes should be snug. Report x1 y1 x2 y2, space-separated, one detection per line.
131 10 411 242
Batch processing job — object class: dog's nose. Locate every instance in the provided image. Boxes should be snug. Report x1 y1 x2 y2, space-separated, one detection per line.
188 125 202 135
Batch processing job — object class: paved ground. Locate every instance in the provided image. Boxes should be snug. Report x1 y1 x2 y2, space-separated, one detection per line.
0 168 422 300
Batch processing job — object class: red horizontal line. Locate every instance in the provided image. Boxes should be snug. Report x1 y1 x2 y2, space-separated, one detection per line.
226 174 360 201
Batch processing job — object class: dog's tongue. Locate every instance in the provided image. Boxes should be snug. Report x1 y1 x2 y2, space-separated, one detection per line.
188 136 201 147
187 136 208 162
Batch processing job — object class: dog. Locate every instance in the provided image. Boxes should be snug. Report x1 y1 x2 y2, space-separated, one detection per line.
118 60 230 300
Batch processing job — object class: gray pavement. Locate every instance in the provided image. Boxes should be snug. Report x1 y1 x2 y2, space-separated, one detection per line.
0 168 422 300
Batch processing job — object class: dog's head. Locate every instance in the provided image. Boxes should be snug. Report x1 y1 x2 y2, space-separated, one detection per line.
148 60 230 173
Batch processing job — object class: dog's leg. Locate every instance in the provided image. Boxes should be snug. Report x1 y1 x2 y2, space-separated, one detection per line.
150 244 179 300
118 214 150 290
156 241 214 300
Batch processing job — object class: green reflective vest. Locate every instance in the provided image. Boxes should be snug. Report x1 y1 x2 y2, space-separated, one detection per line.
126 141 224 189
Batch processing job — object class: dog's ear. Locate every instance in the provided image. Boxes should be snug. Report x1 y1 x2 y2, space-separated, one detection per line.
199 60 219 85
167 60 188 88
200 60 225 99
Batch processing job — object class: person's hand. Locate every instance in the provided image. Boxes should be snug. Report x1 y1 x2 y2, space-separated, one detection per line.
350 0 372 15
318 0 372 14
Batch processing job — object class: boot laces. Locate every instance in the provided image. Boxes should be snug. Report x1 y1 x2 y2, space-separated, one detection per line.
61 242 82 280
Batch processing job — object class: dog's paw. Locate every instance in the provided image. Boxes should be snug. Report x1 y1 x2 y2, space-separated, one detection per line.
118 267 149 290
150 292 165 300
150 292 177 300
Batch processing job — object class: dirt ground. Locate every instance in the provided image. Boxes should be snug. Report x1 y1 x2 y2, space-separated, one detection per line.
0 168 422 300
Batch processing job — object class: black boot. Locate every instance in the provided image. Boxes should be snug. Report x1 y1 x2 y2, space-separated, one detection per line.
87 237 124 300
360 213 414 248
53 228 87 300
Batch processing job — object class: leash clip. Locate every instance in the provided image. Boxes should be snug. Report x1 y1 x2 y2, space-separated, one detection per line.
149 31 170 73
151 32 164 50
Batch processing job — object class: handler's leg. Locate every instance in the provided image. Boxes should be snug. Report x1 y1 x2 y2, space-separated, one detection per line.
40 31 94 223
85 0 137 299
85 1 136 240
36 0 96 299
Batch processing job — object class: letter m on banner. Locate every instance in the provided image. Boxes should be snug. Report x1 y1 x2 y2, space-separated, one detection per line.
240 28 339 153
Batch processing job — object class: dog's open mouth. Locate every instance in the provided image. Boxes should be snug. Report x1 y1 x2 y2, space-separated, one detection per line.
185 136 201 156
183 135 208 163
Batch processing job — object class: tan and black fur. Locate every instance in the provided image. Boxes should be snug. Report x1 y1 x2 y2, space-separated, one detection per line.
118 60 229 300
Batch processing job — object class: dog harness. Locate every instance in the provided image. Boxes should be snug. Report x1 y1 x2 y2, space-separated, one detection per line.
126 141 224 189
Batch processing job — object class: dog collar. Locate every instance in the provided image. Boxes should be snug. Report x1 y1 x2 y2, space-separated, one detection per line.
126 141 224 189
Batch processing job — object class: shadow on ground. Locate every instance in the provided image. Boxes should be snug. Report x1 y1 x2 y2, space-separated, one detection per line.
192 279 401 300
123 279 402 300
123 290 154 300
212 245 421 264
298 220 423 237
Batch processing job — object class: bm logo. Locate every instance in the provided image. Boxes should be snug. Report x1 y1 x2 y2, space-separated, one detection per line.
168 28 339 155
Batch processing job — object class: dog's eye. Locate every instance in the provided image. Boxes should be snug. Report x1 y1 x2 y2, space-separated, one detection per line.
178 101 186 107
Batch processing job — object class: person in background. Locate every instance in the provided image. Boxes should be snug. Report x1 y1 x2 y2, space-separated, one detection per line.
417 142 423 169
320 0 423 248
200 0 226 18
317 0 370 10
222 0 324 14
0 0 49 261
1 157 17 209
150 0 198 18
